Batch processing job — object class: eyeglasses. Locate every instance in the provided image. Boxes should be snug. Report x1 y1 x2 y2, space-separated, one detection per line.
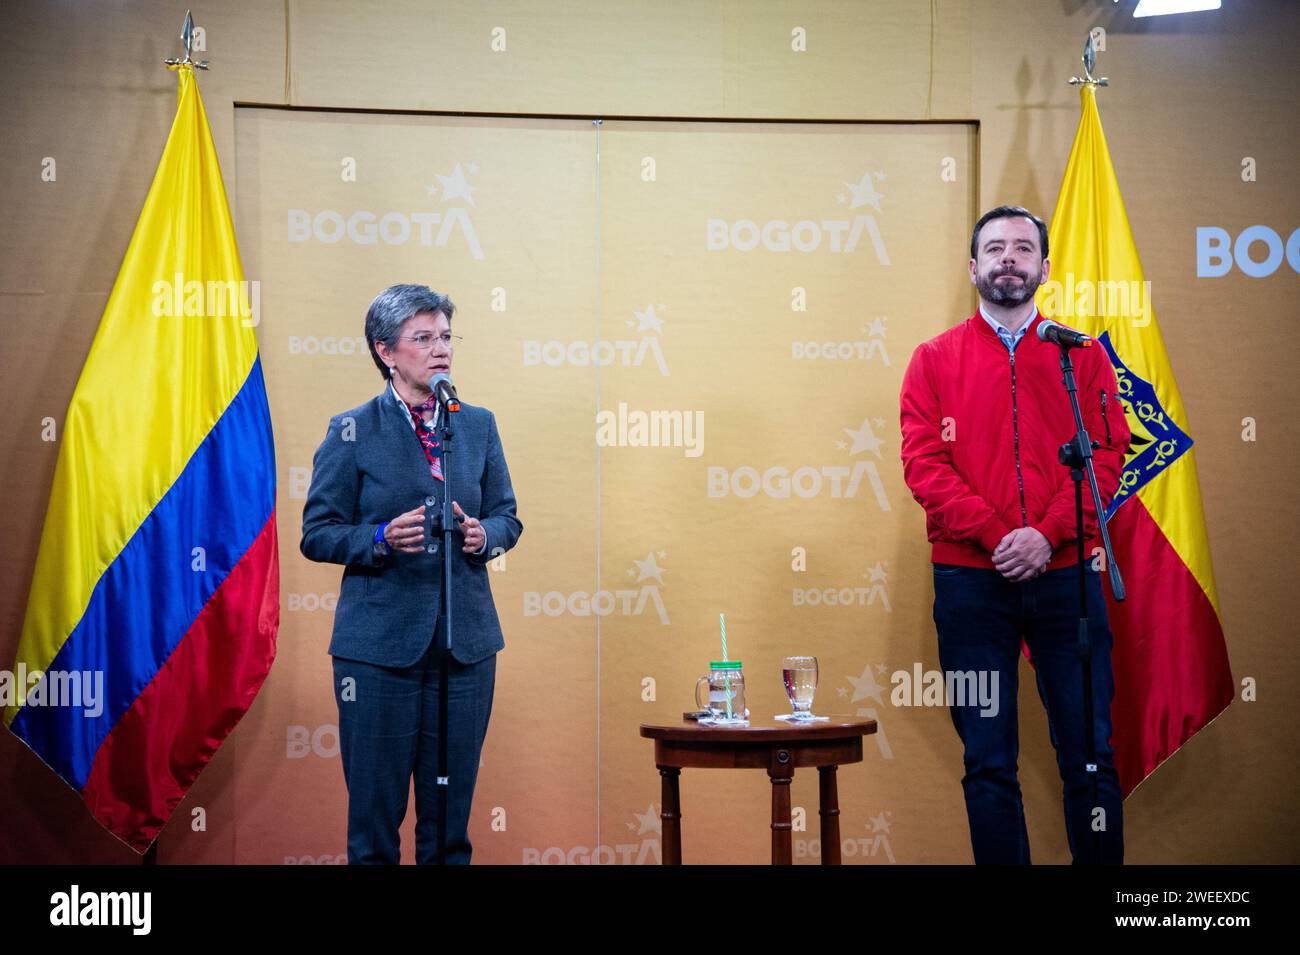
399 332 461 351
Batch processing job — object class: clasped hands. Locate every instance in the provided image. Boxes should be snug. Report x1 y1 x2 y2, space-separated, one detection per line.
383 501 485 554
992 527 1053 582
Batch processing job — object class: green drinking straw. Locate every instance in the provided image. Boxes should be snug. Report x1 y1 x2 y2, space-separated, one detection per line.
719 613 732 718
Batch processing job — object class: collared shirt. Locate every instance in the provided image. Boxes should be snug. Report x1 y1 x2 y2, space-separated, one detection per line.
389 380 439 431
979 303 1037 354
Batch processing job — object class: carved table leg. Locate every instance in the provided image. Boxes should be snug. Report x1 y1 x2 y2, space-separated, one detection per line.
659 766 682 865
818 764 841 865
769 749 794 865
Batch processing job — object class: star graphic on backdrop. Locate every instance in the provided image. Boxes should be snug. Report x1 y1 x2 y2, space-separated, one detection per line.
874 170 887 180
835 440 847 451
874 417 888 430
866 562 888 583
869 811 892 834
837 686 849 699
867 317 888 337
633 305 665 334
436 163 477 206
846 665 886 705
843 171 884 212
466 162 479 174
843 418 885 457
876 663 889 676
426 182 440 197
836 192 848 205
632 552 666 584
658 550 668 559
633 804 662 835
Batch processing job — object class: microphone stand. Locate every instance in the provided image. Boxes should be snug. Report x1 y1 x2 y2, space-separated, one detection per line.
432 395 459 865
1053 342 1125 865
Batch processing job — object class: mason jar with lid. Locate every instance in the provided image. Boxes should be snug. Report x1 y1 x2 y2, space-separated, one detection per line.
695 660 747 722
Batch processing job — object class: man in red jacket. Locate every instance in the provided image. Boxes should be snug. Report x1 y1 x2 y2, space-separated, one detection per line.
899 205 1131 864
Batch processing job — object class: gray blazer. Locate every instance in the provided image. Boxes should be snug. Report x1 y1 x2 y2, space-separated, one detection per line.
300 390 522 666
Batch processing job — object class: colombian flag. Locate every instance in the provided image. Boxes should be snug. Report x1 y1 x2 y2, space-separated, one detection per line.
3 65 278 851
1038 85 1233 795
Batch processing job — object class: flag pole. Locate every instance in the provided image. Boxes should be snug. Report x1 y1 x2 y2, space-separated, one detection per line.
141 7 208 867
1057 31 1119 863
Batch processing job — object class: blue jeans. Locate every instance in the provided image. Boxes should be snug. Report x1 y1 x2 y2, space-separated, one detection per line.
333 619 496 865
932 562 1123 864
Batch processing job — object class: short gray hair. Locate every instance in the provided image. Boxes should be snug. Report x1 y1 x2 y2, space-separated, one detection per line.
364 284 456 381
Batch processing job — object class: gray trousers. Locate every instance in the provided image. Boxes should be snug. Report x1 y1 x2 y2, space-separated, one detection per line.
333 618 496 865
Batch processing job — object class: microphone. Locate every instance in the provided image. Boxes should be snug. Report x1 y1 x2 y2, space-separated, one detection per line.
428 373 461 413
1037 319 1092 349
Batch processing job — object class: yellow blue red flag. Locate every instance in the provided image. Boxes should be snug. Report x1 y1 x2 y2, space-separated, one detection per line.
1038 85 1233 796
4 65 278 851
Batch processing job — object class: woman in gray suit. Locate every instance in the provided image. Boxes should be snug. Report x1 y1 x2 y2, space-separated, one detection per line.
301 284 522 864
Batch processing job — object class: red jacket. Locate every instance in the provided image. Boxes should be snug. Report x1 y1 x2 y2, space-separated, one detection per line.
899 311 1131 570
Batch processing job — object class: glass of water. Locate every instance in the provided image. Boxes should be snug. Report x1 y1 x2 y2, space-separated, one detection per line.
782 655 819 719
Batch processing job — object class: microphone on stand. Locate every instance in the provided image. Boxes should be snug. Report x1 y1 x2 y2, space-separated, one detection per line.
428 373 460 413
1037 319 1093 349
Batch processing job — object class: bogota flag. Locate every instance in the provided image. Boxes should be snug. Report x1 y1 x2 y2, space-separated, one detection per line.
3 65 278 851
1038 84 1233 796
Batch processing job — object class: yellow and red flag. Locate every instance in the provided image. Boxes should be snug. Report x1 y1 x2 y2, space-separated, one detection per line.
1038 84 1233 796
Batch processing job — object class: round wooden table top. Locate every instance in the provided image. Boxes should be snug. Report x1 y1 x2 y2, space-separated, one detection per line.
640 714 877 743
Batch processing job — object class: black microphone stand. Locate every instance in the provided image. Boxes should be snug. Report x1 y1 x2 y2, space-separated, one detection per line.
430 396 459 865
1053 342 1125 865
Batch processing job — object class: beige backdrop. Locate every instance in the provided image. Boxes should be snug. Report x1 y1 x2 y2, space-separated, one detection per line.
1 0 1296 865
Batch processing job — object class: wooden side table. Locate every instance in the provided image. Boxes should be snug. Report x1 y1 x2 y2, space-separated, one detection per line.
639 716 877 865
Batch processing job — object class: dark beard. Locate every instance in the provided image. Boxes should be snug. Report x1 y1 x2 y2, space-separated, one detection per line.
977 267 1040 306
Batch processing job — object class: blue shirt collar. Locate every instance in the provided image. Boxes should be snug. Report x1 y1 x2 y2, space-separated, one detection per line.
979 303 1037 351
